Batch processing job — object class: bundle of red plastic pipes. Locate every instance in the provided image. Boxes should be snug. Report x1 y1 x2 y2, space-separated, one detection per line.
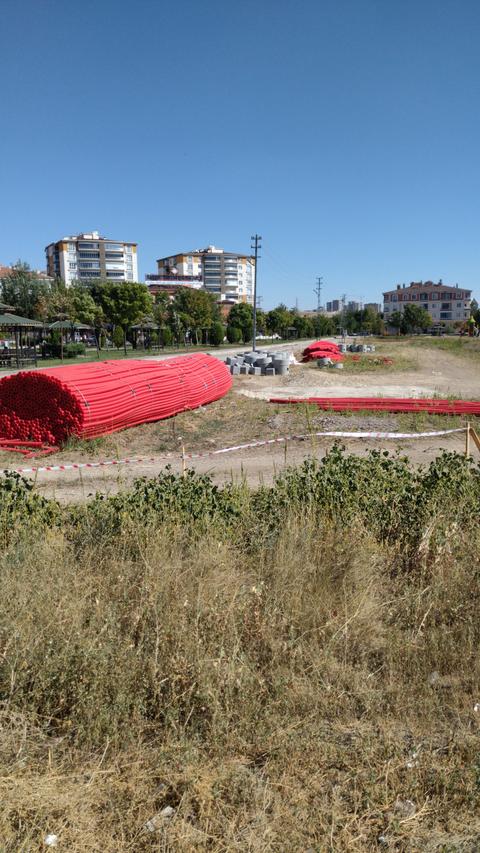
302 340 343 362
270 396 480 415
0 354 232 455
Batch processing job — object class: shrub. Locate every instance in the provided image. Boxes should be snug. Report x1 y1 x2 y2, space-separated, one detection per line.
226 325 242 344
210 321 225 346
161 326 173 346
65 342 86 357
112 326 125 349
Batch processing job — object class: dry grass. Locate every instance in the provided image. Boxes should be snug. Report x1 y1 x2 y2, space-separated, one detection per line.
1 490 480 850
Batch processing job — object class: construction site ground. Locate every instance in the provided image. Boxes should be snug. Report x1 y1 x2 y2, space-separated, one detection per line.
1 336 479 503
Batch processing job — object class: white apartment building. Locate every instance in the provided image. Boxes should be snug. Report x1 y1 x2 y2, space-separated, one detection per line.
45 231 138 285
383 281 472 324
153 245 255 304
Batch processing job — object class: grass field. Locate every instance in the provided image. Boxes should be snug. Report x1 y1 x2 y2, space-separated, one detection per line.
1 451 479 851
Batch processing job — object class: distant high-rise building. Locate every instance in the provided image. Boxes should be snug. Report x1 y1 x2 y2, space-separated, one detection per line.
365 302 382 314
347 300 361 311
45 231 138 285
326 299 340 312
149 245 255 304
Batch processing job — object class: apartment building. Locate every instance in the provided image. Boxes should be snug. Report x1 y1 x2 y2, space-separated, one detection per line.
326 299 340 313
152 245 255 304
383 281 472 324
45 231 138 285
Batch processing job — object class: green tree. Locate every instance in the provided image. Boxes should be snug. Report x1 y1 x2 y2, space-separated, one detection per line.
470 298 480 325
312 314 336 336
266 304 292 337
210 321 225 346
0 261 49 319
226 325 242 344
152 292 171 326
97 282 152 354
227 303 254 343
170 288 219 343
401 304 431 333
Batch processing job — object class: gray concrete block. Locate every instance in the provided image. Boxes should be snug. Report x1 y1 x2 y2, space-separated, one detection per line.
239 365 249 374
231 365 240 375
265 367 276 376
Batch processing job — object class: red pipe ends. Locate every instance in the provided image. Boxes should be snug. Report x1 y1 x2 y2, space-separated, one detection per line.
0 354 232 445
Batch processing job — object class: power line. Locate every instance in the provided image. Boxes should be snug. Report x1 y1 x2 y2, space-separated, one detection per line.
313 276 323 312
251 234 262 351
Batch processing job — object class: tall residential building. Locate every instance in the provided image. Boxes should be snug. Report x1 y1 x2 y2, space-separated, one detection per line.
383 281 472 324
326 299 340 312
150 245 255 304
45 231 138 285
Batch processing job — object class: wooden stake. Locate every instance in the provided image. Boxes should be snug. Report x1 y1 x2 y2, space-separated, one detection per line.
182 443 186 476
469 425 480 453
465 422 471 458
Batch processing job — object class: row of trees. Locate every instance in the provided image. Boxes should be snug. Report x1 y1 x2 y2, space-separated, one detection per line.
4 261 449 346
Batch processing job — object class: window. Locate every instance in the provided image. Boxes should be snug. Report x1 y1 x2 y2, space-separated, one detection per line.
441 303 450 310
104 243 123 251
78 242 99 250
79 262 100 269
69 262 77 270
423 304 428 310
457 302 462 307
78 251 100 258
440 312 452 319
125 246 133 254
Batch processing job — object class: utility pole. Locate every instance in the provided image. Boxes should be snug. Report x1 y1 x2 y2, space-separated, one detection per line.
313 276 323 312
251 234 262 351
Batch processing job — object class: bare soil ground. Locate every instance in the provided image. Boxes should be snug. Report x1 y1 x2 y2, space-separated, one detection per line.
2 338 479 503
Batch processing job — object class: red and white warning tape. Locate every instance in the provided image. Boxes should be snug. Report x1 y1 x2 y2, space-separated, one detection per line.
6 426 466 475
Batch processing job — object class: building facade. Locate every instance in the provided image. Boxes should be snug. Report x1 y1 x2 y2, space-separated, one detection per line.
383 281 472 324
326 299 340 313
45 231 138 285
152 246 255 304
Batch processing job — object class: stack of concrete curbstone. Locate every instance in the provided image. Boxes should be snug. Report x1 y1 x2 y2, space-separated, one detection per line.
225 350 291 376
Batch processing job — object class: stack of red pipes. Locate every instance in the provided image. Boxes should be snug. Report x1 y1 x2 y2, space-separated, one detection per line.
302 340 343 363
0 354 232 448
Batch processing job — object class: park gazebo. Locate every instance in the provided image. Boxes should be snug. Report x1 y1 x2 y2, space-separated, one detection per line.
130 318 162 350
49 319 95 360
0 312 44 368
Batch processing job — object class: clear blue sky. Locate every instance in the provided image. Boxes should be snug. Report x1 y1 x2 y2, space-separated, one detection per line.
1 0 480 309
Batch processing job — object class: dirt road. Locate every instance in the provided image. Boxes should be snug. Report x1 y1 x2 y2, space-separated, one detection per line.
4 339 479 503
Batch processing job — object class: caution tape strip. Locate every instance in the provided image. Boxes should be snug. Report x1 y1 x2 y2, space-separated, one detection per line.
5 427 466 475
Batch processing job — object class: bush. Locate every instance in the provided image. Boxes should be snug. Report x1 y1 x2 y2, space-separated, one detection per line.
65 342 86 358
226 325 242 344
112 326 125 349
161 327 173 347
2 450 480 849
210 321 225 346
242 320 253 343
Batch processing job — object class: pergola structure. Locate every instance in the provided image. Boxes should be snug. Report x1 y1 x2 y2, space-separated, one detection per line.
131 319 162 350
49 320 95 359
0 313 44 368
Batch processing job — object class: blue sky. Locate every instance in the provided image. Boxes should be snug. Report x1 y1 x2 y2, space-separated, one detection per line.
1 0 480 309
